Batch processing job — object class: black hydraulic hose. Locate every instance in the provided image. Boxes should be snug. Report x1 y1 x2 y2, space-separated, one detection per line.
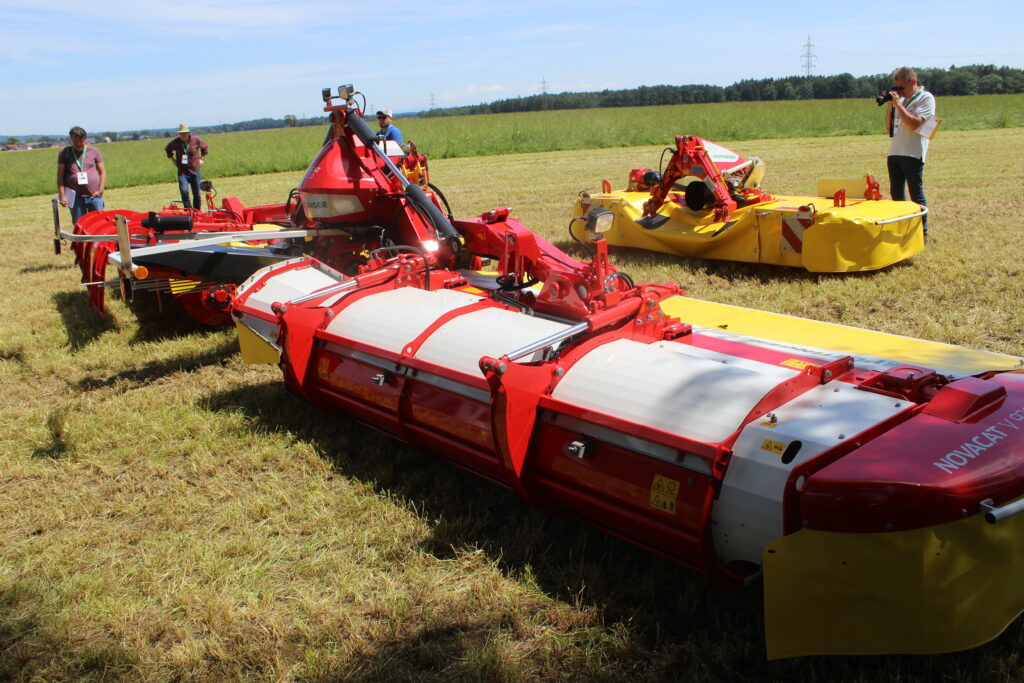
427 182 454 220
346 108 461 248
405 183 461 247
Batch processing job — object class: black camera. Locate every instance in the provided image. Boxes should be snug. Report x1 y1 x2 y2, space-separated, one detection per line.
875 87 900 106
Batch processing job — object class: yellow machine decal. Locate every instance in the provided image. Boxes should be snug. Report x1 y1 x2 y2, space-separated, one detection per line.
781 358 816 370
760 439 786 455
650 475 680 514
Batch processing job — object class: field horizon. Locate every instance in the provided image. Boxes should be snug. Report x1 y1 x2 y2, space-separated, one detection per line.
2 93 1023 200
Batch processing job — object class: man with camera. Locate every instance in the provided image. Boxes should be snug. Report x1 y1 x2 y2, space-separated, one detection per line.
883 67 936 239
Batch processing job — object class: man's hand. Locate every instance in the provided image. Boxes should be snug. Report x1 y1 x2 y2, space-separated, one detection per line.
95 188 105 197
59 195 68 207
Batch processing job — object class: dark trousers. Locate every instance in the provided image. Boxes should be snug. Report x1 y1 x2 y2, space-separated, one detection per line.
178 170 202 209
887 155 928 236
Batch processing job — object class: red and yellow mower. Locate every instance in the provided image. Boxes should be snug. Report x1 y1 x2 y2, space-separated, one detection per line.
572 135 926 272
67 86 1024 659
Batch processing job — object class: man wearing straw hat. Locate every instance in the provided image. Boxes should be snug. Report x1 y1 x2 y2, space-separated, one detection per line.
165 124 209 209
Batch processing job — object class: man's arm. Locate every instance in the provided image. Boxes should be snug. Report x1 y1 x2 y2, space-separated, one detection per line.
165 140 177 164
95 159 106 197
892 95 926 131
57 162 68 206
885 101 894 134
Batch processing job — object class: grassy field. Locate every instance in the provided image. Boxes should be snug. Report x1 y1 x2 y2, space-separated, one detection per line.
1 128 1023 681
2 94 1023 199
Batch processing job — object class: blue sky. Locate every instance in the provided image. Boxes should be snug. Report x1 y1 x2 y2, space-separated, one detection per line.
2 0 1022 136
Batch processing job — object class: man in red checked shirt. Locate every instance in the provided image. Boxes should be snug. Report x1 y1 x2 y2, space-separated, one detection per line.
57 126 106 224
165 124 209 209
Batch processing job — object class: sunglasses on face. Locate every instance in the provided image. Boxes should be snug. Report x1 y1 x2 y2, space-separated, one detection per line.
377 115 388 119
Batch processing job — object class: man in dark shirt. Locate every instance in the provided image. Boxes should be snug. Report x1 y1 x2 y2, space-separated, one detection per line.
165 124 209 209
57 126 106 224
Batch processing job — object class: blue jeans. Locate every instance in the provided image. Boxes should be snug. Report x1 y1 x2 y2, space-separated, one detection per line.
178 170 202 209
887 155 928 236
70 195 105 224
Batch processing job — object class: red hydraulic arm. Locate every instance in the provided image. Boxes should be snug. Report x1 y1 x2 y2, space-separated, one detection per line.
639 135 739 226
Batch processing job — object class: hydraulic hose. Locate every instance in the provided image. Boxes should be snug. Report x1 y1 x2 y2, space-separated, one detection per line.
346 109 462 248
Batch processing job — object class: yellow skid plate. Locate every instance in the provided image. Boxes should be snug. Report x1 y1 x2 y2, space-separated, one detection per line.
660 296 1023 377
764 505 1024 658
236 319 281 365
574 192 924 272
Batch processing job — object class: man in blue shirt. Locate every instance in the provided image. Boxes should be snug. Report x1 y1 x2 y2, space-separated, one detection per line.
376 108 403 145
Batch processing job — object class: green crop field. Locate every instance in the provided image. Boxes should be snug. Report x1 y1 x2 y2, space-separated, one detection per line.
2 94 1023 199
1 127 1023 680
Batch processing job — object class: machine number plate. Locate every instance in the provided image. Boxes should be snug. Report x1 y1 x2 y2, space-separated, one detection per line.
650 475 680 514
318 356 330 380
761 439 786 455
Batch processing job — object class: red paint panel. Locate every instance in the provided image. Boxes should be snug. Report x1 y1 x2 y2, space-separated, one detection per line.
529 419 712 568
802 374 1024 532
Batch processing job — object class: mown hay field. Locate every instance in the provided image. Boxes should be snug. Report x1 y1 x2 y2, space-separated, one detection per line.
3 94 1023 199
0 127 1023 681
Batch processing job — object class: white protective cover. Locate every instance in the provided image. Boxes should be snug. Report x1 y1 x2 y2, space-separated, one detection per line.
326 287 483 354
238 261 344 316
326 287 572 377
415 307 572 377
551 339 799 444
713 382 908 565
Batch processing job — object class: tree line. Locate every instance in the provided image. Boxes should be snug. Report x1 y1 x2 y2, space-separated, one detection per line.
418 64 1024 118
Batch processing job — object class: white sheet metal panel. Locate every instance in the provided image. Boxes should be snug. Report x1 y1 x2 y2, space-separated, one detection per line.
713 382 908 565
416 308 572 377
240 262 343 315
552 339 799 444
326 287 483 354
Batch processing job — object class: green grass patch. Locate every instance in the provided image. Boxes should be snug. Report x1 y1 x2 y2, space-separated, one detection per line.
3 94 1023 199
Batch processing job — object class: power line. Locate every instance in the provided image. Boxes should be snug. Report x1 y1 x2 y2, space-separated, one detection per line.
801 35 817 77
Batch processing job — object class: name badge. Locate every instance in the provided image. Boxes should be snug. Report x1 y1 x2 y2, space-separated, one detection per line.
181 154 189 165
77 171 89 185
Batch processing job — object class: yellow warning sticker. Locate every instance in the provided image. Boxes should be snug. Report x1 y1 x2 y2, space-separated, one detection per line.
169 279 200 294
317 356 330 380
650 475 680 514
761 439 786 455
782 358 816 370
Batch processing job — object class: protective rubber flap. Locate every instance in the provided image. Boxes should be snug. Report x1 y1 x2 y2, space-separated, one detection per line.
764 504 1024 659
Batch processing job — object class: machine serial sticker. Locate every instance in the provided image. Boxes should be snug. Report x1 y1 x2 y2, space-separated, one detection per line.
781 358 816 370
318 357 330 380
650 475 680 514
761 439 786 455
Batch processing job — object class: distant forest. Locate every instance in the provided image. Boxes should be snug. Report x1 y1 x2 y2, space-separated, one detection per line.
418 64 1024 118
23 63 1021 142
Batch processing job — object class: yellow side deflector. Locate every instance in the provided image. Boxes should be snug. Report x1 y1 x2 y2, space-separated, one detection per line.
764 508 1024 659
235 319 280 365
659 296 1024 376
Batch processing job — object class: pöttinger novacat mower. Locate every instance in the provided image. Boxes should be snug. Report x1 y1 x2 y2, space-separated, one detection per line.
94 85 1024 658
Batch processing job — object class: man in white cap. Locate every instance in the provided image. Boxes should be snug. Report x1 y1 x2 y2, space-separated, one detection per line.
376 108 403 145
164 124 209 209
